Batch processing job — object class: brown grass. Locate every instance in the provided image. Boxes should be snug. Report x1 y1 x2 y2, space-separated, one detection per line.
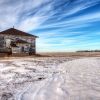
0 52 100 60
38 52 100 57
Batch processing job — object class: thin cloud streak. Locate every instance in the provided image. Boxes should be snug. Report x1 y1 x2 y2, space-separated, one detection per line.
0 0 100 52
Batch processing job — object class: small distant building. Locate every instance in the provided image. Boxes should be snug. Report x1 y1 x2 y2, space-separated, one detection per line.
0 28 38 55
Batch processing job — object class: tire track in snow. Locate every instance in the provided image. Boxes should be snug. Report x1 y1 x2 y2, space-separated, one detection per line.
17 58 100 100
20 73 69 100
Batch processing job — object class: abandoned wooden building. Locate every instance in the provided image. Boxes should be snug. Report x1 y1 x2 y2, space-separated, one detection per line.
0 28 38 55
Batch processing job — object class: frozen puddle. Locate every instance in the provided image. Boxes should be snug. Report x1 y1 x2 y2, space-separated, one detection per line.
18 58 100 100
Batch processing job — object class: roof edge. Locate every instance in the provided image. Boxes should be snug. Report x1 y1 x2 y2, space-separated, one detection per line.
0 28 38 38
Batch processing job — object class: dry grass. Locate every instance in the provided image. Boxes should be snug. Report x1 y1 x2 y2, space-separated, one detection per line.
39 52 100 57
0 52 100 60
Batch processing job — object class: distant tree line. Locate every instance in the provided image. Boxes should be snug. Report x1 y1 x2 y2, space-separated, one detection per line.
76 50 100 52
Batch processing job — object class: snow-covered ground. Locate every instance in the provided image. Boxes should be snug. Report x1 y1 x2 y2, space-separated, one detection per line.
0 57 100 100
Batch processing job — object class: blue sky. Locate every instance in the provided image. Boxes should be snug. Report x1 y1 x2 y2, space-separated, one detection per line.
0 0 100 52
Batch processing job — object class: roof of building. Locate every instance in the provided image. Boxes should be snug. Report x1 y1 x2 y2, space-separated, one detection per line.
0 28 38 38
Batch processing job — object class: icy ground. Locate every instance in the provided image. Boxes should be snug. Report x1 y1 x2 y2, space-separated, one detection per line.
0 57 100 100
0 57 73 100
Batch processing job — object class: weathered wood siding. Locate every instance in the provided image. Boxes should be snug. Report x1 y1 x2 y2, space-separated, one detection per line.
0 34 36 54
0 36 5 47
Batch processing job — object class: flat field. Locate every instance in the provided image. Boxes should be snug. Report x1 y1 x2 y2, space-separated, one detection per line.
0 53 100 100
39 52 100 57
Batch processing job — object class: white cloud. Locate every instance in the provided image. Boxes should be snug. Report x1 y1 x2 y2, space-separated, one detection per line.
0 0 53 31
18 16 47 31
0 0 100 52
